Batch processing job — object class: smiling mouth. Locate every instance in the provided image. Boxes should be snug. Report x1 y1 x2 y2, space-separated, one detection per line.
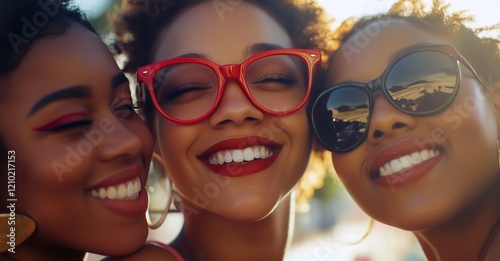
377 148 441 178
207 146 275 165
87 177 141 200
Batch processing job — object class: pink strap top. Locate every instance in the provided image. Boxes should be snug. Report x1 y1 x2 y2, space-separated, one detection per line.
148 241 185 261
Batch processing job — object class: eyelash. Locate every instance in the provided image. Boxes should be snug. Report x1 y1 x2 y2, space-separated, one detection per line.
48 120 93 132
35 96 140 132
165 83 210 100
34 113 92 132
113 96 142 120
114 102 141 111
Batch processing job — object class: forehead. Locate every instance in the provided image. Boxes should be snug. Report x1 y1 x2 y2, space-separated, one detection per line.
327 19 450 85
1 26 117 114
153 2 292 64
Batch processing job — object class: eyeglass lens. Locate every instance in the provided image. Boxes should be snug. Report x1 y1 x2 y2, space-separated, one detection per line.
152 54 309 121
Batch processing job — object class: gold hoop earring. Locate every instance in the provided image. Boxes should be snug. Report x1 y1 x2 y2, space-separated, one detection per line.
496 139 500 169
0 214 36 252
146 152 173 229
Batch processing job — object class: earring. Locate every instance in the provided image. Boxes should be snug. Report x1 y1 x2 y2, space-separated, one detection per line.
0 214 36 252
497 139 500 169
145 152 173 229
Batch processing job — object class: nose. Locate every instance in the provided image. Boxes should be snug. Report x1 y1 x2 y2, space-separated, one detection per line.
98 117 144 161
367 91 417 144
209 80 264 127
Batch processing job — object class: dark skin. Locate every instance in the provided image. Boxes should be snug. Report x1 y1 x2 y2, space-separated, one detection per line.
326 18 500 261
0 25 154 260
108 2 314 260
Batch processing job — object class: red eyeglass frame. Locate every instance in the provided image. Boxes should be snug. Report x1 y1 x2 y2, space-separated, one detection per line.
136 48 321 125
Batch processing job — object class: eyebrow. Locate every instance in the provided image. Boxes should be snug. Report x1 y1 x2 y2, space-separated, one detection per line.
28 85 91 117
243 43 285 57
112 72 129 89
171 43 286 61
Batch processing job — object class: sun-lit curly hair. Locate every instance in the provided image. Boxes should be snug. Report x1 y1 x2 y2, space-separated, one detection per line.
110 0 337 211
111 0 335 72
332 0 500 87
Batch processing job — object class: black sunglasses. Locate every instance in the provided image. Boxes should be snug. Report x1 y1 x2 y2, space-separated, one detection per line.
311 44 484 153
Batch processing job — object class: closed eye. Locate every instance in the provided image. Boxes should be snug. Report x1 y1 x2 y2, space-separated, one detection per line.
163 83 212 100
34 113 93 132
253 74 296 85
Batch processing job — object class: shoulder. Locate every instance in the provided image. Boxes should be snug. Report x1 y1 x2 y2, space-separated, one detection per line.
101 242 183 261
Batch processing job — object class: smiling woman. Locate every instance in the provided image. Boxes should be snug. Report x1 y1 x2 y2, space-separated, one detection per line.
107 0 334 260
312 0 500 259
0 1 155 260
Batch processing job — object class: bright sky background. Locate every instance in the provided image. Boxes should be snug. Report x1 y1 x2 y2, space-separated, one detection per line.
318 0 499 33
73 0 499 36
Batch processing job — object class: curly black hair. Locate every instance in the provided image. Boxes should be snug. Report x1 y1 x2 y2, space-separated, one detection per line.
333 1 500 88
0 0 97 211
111 0 335 73
0 0 96 77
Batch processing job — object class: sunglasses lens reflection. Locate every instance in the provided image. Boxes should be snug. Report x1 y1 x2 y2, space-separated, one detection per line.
386 51 457 114
314 87 369 152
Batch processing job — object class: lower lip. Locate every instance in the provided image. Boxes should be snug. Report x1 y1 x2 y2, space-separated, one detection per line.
90 186 148 217
373 153 443 188
202 152 279 177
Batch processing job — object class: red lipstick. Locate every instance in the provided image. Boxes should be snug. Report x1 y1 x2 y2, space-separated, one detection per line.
369 138 443 188
199 136 282 177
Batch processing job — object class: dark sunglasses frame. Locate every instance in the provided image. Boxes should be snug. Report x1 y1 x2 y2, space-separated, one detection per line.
312 44 484 153
137 48 321 125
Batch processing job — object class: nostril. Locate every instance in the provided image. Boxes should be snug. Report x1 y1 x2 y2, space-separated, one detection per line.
373 130 383 138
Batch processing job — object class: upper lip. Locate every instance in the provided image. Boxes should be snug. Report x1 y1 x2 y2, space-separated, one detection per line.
199 136 282 159
368 138 443 179
87 163 145 190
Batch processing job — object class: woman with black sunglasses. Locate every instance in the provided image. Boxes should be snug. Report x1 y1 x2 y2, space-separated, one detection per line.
107 0 334 260
311 1 500 260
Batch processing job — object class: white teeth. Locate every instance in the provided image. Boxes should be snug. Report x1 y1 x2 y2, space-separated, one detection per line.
253 147 261 159
243 147 253 161
107 187 117 199
89 177 141 200
207 146 274 165
379 149 440 177
224 151 232 163
411 152 422 164
232 150 244 163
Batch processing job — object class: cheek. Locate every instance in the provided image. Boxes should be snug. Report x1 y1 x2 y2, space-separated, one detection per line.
16 142 91 213
126 119 154 159
440 83 497 162
154 119 202 194
284 111 313 165
440 95 498 183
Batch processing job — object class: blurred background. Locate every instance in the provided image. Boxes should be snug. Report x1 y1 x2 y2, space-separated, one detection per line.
77 0 499 260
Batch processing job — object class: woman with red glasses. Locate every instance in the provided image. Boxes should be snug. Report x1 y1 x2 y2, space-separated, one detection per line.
109 0 333 260
311 1 500 260
0 1 156 260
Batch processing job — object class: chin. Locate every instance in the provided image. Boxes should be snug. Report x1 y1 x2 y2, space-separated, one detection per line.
213 194 286 222
89 231 148 257
373 207 454 232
